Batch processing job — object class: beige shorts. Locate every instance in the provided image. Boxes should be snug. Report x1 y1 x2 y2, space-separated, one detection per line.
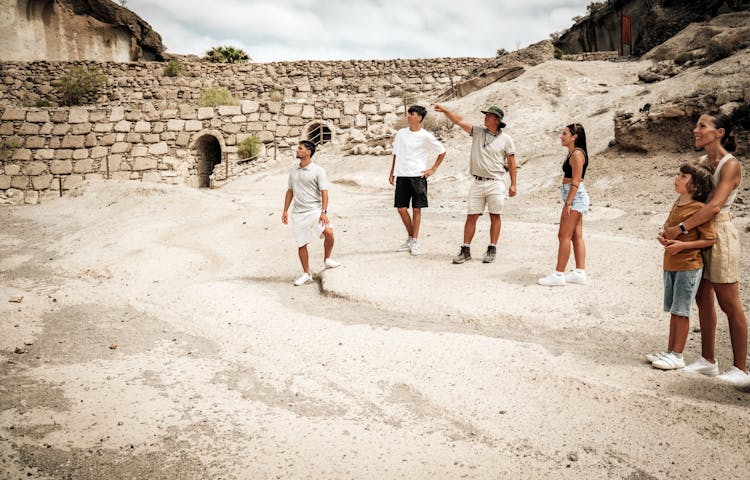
292 209 329 248
702 212 739 283
467 178 506 215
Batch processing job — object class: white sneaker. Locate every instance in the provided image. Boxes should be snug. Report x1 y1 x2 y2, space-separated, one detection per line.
645 351 669 363
538 271 565 286
684 356 719 376
397 238 413 252
409 240 420 256
293 272 313 286
324 258 341 269
717 366 750 385
652 352 685 370
736 376 750 393
565 270 587 285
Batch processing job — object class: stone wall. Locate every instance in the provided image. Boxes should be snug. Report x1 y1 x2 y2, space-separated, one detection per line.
0 57 491 203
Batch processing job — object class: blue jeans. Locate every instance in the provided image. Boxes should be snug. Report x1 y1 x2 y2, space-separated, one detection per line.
663 268 703 317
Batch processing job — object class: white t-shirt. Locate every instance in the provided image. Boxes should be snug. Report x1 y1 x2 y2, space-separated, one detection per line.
288 162 330 214
392 127 447 177
469 126 515 179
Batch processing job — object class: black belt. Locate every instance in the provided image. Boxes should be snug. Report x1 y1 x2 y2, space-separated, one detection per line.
473 175 497 181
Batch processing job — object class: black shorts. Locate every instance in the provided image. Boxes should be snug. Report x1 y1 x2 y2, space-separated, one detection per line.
394 176 428 208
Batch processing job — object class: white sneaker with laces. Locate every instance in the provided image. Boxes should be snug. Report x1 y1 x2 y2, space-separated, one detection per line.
293 272 313 286
409 240 420 256
565 270 587 285
717 366 750 385
324 258 341 269
652 352 685 370
684 356 719 376
538 271 565 286
397 238 413 252
645 351 669 363
737 376 750 393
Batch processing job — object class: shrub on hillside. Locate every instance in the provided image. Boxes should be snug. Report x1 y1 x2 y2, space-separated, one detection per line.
197 87 238 107
54 65 107 106
238 135 262 160
164 60 184 77
205 46 250 64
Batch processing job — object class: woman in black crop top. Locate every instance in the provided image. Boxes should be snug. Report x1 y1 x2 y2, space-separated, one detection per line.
538 123 590 287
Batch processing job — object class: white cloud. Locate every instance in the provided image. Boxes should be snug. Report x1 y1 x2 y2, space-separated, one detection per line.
126 0 591 61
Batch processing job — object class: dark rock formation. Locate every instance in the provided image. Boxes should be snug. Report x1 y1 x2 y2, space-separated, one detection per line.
554 0 750 57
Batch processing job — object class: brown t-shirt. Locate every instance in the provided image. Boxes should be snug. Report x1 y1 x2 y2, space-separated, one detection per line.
663 200 716 271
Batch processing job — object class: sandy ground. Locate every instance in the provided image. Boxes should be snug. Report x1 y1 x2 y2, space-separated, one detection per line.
1 59 749 479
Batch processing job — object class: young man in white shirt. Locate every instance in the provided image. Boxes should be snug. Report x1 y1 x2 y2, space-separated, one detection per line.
388 105 447 256
282 141 340 286
434 104 517 264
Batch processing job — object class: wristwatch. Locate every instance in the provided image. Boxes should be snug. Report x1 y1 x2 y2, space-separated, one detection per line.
678 222 688 235
322 210 327 214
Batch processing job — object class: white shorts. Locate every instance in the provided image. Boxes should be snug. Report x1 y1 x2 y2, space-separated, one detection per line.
467 178 506 215
292 209 329 247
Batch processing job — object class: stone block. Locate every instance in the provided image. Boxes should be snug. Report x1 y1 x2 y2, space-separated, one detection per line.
84 133 97 148
51 110 68 122
125 133 143 143
110 107 125 122
53 149 72 159
48 138 61 148
149 142 169 155
0 122 14 135
24 190 39 204
53 124 71 135
197 107 214 120
61 136 85 149
27 110 50 123
134 121 151 133
0 175 10 189
71 123 92 135
301 105 316 119
24 161 47 176
74 159 93 173
223 123 241 134
31 175 53 190
132 145 148 157
167 119 185 131
25 136 46 149
133 158 157 171
185 120 202 131
112 172 131 181
361 104 377 114
288 117 304 126
378 103 395 113
275 126 291 137
18 123 40 135
241 101 260 114
142 134 160 143
50 160 73 174
5 164 21 175
89 110 107 122
355 114 367 127
69 108 89 124
40 122 54 135
323 108 341 119
218 105 242 116
73 149 89 160
176 132 191 147
105 155 123 172
63 175 84 190
12 149 31 161
34 149 54 160
283 104 303 116
5 189 24 205
11 175 29 189
114 120 132 133
85 173 105 182
111 142 131 154
2 108 25 121
161 109 178 119
160 131 176 141
100 134 116 146
93 122 113 133
231 115 247 123
91 146 108 159
343 102 359 115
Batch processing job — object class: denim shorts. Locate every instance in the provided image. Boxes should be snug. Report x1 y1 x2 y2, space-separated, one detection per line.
663 268 703 317
560 182 589 214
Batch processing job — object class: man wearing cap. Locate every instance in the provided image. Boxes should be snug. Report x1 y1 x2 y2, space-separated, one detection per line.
434 104 517 264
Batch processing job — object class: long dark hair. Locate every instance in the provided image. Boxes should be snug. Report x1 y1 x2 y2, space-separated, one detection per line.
566 122 588 154
705 112 737 152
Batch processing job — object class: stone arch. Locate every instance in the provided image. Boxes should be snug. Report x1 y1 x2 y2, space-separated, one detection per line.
190 130 226 188
304 122 334 146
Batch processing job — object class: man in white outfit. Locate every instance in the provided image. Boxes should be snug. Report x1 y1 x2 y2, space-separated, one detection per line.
282 141 340 286
389 105 447 256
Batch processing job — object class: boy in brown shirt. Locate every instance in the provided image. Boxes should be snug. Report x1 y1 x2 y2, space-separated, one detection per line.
649 163 716 370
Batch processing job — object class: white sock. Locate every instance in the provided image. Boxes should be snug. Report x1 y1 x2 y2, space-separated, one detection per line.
575 268 585 274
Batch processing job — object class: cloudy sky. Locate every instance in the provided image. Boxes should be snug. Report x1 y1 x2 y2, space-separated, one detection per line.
124 0 592 62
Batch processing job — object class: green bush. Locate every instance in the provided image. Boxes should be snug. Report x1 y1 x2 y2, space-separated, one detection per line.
197 87 237 107
54 65 107 106
238 135 262 160
164 59 184 77
205 46 250 64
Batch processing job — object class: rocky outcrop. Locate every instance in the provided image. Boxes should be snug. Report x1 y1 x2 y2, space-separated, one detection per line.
0 0 165 62
554 0 750 57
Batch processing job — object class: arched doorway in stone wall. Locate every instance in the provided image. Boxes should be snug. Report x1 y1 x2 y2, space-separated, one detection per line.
194 134 222 188
304 122 333 145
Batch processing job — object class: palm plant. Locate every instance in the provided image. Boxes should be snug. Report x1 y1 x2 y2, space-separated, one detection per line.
205 46 250 64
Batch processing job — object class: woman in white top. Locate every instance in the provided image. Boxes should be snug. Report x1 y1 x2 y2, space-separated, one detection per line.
662 112 748 387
